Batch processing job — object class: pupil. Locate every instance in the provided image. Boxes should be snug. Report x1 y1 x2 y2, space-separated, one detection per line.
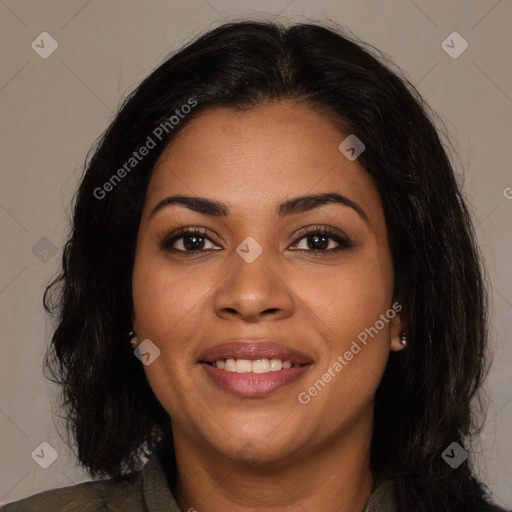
309 235 327 250
182 234 330 251
184 235 203 250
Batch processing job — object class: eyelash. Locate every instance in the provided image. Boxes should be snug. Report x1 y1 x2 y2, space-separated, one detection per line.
159 225 353 255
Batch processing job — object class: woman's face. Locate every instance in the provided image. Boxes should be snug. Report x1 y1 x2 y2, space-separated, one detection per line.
132 101 404 465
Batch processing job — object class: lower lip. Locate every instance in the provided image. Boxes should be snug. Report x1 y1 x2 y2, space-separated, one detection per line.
201 363 311 397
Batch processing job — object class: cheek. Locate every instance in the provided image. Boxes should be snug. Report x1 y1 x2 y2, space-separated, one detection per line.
297 248 393 394
132 248 212 341
131 245 228 409
131 248 211 421
298 253 393 344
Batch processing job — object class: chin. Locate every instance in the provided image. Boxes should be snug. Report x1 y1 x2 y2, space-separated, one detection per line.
223 438 300 468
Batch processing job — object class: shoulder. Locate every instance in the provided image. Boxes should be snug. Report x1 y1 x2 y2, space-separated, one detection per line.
477 503 511 512
369 479 510 512
0 473 144 512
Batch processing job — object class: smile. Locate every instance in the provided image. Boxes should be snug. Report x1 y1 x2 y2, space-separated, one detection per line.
205 358 303 373
201 362 311 397
199 340 313 397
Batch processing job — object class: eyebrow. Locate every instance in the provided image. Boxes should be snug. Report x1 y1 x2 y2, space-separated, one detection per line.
149 192 369 224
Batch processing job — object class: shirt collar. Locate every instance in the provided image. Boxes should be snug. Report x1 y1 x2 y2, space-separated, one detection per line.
363 479 396 511
141 435 182 512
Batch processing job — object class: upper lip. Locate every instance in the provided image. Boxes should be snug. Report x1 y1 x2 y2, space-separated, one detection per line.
199 339 313 365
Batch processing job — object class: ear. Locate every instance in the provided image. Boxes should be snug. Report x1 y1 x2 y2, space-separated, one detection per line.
390 304 406 352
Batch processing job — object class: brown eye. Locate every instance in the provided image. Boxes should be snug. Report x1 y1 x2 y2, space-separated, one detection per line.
160 226 352 255
161 229 220 252
291 227 353 253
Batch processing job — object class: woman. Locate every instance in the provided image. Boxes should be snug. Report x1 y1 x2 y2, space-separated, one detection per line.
2 20 508 512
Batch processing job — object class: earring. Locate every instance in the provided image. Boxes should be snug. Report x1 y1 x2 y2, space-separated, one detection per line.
399 331 407 348
129 331 138 349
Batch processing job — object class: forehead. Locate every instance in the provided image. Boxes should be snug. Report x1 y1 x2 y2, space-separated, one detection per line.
145 101 383 226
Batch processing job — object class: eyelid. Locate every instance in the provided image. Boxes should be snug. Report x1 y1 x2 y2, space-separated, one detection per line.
290 224 350 243
287 225 353 253
158 226 222 250
159 223 352 253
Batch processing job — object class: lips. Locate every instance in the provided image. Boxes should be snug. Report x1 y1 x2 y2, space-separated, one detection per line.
199 340 313 397
199 340 312 365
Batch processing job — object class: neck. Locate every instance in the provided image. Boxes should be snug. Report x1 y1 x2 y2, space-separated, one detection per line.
172 410 375 512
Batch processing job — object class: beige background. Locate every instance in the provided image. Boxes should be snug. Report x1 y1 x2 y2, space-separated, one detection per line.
1 0 511 508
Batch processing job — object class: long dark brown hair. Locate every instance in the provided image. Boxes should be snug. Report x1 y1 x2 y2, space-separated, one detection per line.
43 20 498 511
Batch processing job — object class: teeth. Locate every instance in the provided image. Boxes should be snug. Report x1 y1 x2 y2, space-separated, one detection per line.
235 359 252 373
213 358 298 373
224 358 236 372
269 358 282 371
252 358 270 374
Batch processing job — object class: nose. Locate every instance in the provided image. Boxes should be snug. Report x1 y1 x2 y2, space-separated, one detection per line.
213 249 295 322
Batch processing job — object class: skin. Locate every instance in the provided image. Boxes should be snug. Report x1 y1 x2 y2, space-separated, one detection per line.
132 100 405 512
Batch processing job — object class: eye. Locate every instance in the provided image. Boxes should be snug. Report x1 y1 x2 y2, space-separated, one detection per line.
160 228 221 252
291 226 353 253
160 225 353 254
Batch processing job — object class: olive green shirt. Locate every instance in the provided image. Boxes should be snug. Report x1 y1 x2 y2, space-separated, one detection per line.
1 437 396 512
